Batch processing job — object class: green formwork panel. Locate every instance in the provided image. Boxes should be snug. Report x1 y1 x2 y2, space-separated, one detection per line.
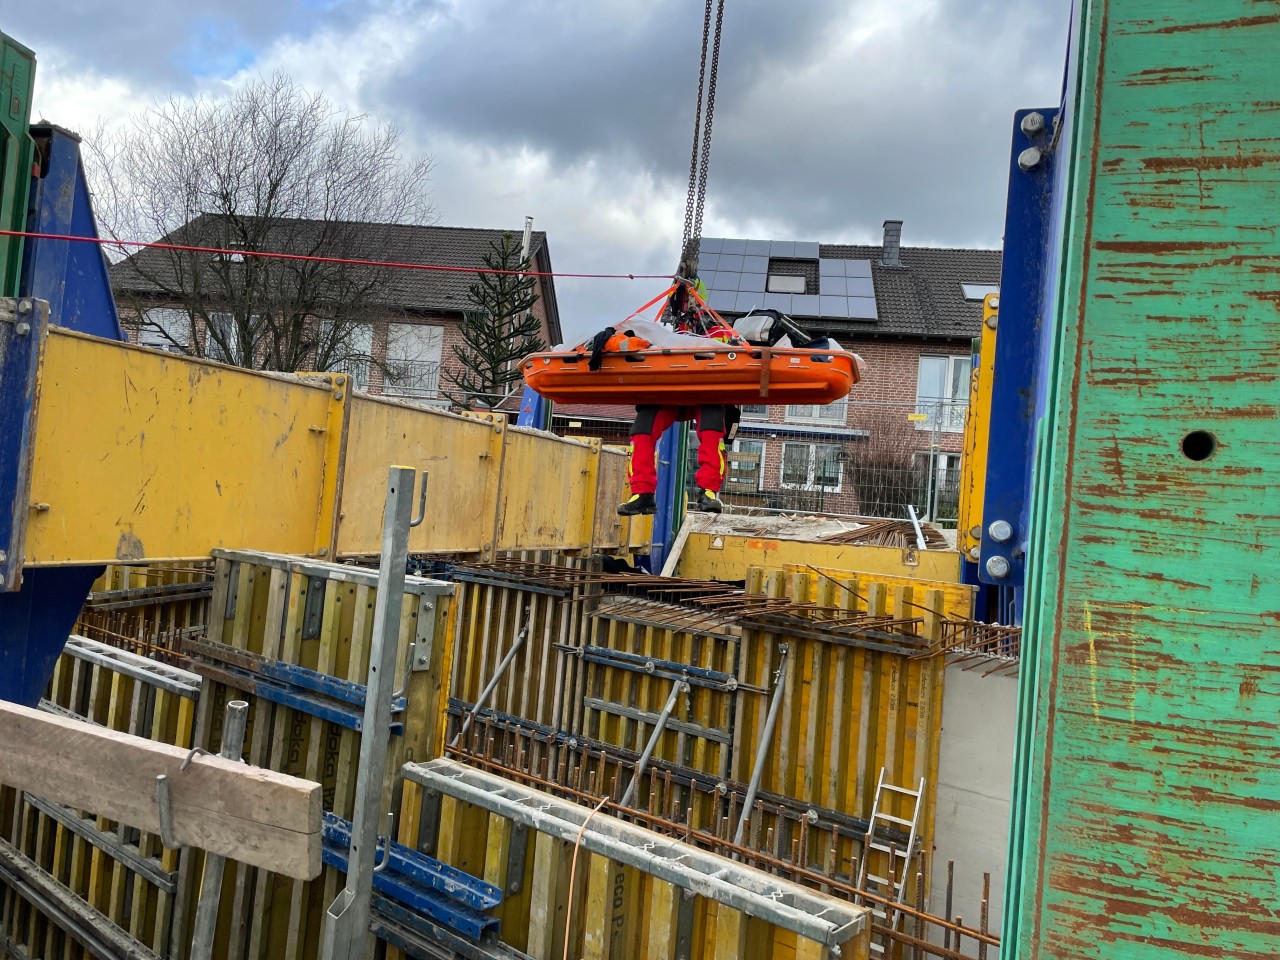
1010 2 1280 959
1 32 36 298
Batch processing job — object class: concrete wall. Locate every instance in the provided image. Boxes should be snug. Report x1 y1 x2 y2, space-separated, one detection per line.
930 662 1018 951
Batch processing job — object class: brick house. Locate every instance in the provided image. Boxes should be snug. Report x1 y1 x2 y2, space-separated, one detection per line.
109 215 562 406
554 222 1000 523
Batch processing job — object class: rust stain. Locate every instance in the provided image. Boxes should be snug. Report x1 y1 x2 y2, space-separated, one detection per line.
1145 13 1280 34
1238 676 1259 698
1139 153 1280 173
1094 240 1235 253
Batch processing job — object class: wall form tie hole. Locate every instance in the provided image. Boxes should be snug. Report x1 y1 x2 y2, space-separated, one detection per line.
1181 430 1216 462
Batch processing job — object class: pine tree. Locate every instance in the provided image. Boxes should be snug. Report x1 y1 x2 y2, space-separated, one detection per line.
444 232 546 409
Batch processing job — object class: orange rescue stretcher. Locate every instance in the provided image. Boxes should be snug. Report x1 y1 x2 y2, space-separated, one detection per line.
521 343 863 406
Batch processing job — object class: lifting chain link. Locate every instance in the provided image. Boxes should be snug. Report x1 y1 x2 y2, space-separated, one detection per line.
680 0 726 274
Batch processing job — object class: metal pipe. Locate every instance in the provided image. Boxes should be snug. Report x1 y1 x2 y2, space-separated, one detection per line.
189 699 249 960
450 612 531 749
322 467 417 960
620 678 688 808
732 644 790 848
906 504 928 551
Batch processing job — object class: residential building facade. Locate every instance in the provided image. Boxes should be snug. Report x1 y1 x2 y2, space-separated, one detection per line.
110 216 562 407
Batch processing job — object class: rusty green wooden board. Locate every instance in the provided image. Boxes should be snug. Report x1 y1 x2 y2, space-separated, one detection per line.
1010 2 1280 959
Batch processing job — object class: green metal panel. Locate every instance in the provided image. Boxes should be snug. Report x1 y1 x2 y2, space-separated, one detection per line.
0 32 36 298
1010 2 1280 958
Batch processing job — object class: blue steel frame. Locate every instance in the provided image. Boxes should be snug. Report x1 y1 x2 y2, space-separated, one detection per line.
514 384 551 430
977 106 1061 621
0 124 128 705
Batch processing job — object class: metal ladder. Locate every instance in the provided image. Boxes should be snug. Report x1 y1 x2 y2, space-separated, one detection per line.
856 768 925 956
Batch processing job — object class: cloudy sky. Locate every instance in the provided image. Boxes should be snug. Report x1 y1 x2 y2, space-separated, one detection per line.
11 0 1069 340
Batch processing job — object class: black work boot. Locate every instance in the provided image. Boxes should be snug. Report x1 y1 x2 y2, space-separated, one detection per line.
690 489 723 513
617 493 657 516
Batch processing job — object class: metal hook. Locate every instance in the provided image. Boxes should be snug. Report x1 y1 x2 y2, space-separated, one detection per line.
180 746 213 771
373 811 395 874
408 471 429 528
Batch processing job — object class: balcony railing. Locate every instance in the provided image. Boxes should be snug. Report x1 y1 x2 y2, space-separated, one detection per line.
384 359 442 400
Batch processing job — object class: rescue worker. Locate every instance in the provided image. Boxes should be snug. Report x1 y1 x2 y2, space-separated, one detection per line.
618 266 743 517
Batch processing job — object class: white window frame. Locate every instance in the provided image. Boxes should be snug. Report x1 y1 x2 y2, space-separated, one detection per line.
741 404 769 421
138 307 191 354
915 355 971 433
205 312 245 364
785 398 848 426
960 282 999 302
385 322 444 398
318 319 374 390
726 438 766 492
779 441 843 493
914 451 962 522
767 274 805 294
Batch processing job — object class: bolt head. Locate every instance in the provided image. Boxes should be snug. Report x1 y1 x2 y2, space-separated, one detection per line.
1020 111 1046 137
988 520 1014 543
989 296 1000 310
15 322 30 336
17 299 31 314
1017 146 1042 172
968 546 981 561
986 555 1011 579
0 550 6 563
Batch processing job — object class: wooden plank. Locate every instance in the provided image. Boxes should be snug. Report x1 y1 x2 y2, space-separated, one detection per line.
0 702 321 879
526 832 567 960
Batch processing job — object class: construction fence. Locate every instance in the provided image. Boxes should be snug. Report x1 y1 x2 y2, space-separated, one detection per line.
551 400 967 525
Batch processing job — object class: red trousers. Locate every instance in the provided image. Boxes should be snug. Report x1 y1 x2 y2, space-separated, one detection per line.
627 405 727 496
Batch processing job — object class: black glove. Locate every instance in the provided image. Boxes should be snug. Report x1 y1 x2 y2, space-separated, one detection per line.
587 327 616 371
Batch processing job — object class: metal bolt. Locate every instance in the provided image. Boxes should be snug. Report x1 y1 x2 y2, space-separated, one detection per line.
968 546 980 561
806 809 819 825
986 555 1011 579
988 520 1013 543
15 322 30 336
968 526 981 540
17 299 32 315
1017 146 1042 172
317 547 328 557
0 550 6 563
1020 111 1046 137
989 296 1000 310
985 312 998 330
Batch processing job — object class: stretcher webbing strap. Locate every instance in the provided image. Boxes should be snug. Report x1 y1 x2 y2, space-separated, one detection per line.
760 347 771 398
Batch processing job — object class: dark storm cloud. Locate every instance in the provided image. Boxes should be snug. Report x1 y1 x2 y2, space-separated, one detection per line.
372 0 1069 251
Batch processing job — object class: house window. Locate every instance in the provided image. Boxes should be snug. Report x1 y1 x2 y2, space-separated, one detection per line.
767 274 805 294
741 404 769 420
725 439 765 492
913 452 962 523
780 442 842 492
916 355 970 432
320 320 374 390
205 312 243 364
785 399 847 426
386 323 444 398
138 308 191 354
960 282 999 302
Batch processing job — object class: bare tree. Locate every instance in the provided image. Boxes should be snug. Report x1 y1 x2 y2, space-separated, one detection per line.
90 73 436 372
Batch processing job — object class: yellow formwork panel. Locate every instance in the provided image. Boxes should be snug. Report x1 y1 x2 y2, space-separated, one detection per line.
335 396 504 555
497 428 595 551
26 330 339 565
678 532 964 584
957 293 998 557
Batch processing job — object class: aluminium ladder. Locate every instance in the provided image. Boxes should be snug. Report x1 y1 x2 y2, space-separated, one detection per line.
856 768 925 956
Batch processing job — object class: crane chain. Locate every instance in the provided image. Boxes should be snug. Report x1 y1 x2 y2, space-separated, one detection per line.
681 0 715 259
689 0 726 264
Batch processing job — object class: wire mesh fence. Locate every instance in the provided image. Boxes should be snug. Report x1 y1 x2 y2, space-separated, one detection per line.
550 400 968 525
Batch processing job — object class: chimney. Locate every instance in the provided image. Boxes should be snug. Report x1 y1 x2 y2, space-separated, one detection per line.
881 219 903 267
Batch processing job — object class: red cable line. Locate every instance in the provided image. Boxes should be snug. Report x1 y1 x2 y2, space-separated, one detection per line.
0 229 672 281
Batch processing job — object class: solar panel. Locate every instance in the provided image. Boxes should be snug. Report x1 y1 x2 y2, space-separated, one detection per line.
699 253 720 271
700 237 724 254
791 294 821 318
844 259 872 278
764 293 792 313
700 271 720 291
846 277 875 298
821 275 847 296
745 239 771 256
794 241 820 259
769 240 796 258
819 296 851 318
848 297 878 320
718 253 744 273
707 290 737 311
742 255 769 274
734 291 762 313
818 257 845 276
737 272 766 293
721 239 747 255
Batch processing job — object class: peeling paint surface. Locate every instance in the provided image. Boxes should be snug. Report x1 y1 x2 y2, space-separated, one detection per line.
1011 1 1280 958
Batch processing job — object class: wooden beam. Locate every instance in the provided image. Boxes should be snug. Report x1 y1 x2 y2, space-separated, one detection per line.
0 702 321 880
